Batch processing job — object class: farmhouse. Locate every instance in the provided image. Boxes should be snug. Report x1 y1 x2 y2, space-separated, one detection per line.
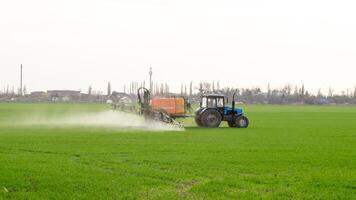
47 90 81 102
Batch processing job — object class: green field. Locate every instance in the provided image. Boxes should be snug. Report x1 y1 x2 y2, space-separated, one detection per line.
0 103 355 199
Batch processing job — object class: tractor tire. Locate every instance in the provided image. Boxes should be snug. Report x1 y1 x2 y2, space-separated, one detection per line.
195 115 203 127
201 109 222 128
235 116 249 128
228 115 249 128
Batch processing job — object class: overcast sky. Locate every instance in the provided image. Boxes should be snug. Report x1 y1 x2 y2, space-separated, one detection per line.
1 0 355 94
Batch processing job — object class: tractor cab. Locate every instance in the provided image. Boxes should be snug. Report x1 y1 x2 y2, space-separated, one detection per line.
199 95 243 116
195 94 249 128
200 95 225 115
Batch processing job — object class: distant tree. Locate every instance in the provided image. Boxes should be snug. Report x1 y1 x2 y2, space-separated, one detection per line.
217 81 220 91
354 86 356 98
202 82 211 93
184 84 187 95
300 84 305 97
23 85 27 95
155 83 159 95
88 86 92 95
189 81 193 96
267 83 271 98
165 83 169 94
107 82 111 96
305 90 310 97
180 84 183 95
212 81 215 92
317 89 323 98
160 83 164 95
293 86 299 96
198 82 203 94
285 84 292 96
341 90 346 97
328 87 333 97
235 88 240 96
17 87 21 96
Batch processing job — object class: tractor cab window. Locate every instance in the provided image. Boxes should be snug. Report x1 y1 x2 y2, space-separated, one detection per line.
217 98 224 107
201 97 207 108
207 98 216 108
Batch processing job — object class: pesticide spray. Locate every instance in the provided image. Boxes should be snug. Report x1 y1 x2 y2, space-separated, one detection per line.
5 110 184 131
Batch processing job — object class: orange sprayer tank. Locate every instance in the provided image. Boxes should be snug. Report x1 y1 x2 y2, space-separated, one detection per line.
151 97 185 117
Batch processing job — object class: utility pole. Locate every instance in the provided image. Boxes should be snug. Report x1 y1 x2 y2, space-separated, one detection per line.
149 67 153 93
20 64 23 96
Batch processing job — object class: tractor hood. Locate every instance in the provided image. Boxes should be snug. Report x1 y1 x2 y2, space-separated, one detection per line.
223 107 243 115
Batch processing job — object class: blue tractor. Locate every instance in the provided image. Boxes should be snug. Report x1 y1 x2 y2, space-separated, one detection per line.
195 93 249 128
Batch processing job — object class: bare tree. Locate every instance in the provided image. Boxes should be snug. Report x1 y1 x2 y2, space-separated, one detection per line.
328 87 333 97
267 83 271 98
88 86 92 95
198 82 203 94
317 89 323 98
300 84 305 101
202 82 211 93
293 86 299 96
155 83 159 95
165 83 169 94
180 84 183 95
160 83 164 95
23 85 27 95
189 81 193 96
285 84 292 96
107 82 111 96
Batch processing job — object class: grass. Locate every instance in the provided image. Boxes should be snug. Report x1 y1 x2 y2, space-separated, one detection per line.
0 103 355 199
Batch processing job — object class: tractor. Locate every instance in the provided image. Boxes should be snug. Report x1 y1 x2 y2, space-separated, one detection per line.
195 93 249 128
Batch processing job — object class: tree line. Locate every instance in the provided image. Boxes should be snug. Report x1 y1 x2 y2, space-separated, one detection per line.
2 81 356 104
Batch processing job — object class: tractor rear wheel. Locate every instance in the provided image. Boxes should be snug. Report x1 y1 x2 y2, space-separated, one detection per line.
195 115 203 127
201 109 222 128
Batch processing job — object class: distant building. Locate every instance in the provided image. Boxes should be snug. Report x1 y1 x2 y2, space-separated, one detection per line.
47 90 81 102
30 91 46 97
29 91 48 102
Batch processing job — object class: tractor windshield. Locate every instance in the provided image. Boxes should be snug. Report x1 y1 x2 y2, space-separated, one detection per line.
217 98 224 107
201 97 207 108
207 98 216 108
201 96 224 108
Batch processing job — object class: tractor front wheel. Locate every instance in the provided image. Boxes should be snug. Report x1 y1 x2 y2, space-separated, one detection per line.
201 109 222 128
236 116 249 128
228 116 249 128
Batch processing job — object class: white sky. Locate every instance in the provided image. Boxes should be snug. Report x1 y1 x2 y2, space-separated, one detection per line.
1 0 355 94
